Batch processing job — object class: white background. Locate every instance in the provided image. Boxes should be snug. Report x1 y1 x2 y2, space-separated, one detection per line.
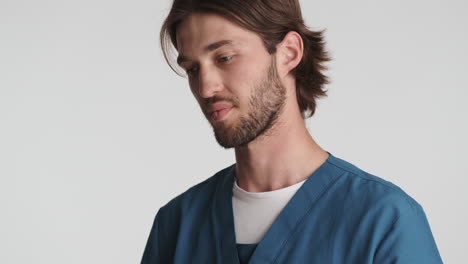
1 0 467 263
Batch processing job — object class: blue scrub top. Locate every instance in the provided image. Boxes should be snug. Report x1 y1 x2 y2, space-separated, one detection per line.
141 152 443 263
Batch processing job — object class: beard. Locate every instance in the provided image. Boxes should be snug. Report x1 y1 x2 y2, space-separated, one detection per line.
210 56 286 149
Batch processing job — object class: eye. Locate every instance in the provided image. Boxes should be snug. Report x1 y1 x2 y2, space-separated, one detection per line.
185 66 199 77
218 55 233 63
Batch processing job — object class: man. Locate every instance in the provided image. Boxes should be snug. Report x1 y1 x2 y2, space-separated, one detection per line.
142 0 443 263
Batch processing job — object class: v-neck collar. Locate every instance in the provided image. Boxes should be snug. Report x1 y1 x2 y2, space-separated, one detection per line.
211 152 344 263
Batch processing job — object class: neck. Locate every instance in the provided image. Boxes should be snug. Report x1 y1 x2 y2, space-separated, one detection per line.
234 102 329 192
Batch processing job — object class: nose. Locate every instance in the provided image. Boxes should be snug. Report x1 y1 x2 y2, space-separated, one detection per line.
196 65 223 99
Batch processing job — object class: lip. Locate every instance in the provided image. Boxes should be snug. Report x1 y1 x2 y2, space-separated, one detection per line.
207 102 234 114
210 106 233 122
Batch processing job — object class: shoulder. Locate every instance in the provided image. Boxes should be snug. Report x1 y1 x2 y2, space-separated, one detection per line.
159 163 235 214
326 154 443 262
326 153 423 216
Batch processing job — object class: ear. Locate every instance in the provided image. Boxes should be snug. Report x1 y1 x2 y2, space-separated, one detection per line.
275 31 304 78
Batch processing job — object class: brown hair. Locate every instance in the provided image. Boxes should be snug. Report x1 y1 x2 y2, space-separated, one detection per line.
160 0 331 119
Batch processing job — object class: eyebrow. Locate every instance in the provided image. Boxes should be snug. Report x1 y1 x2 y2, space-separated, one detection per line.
176 39 235 65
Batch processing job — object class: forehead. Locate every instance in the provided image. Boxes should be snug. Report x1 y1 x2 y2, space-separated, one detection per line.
175 13 261 54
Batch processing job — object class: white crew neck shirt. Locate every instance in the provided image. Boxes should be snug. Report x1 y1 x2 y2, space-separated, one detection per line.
232 177 307 244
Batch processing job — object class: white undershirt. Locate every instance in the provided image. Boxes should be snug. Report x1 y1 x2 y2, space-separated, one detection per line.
232 177 307 244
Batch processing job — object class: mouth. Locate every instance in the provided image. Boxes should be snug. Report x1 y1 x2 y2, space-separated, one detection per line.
210 106 233 122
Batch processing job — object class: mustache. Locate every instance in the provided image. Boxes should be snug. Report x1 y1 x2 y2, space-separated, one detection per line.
205 96 238 108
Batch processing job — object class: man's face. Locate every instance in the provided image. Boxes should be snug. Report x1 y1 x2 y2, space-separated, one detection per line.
176 13 286 148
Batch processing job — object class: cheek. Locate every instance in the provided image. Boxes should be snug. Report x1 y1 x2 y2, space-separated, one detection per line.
227 57 261 86
187 81 205 109
226 58 267 99
188 81 197 96
232 56 262 82
188 79 202 100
